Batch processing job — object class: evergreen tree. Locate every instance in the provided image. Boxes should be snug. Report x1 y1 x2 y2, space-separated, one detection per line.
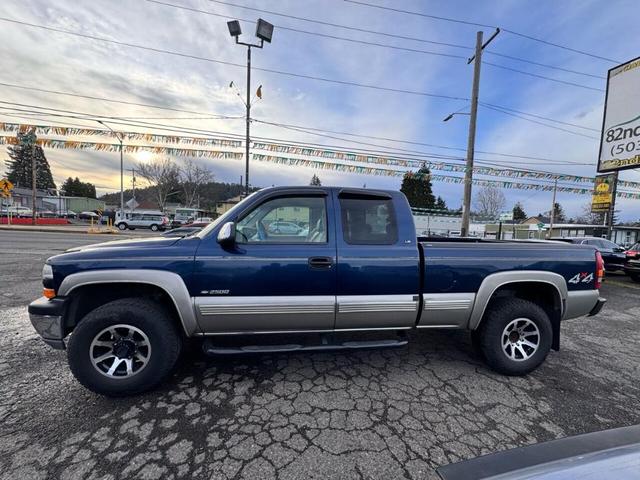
309 174 322 186
61 177 97 198
512 202 527 221
435 196 447 210
400 164 436 208
5 133 56 190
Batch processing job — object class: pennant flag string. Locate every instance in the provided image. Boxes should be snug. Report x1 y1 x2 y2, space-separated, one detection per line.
251 154 640 200
0 136 243 160
3 121 640 194
0 122 242 148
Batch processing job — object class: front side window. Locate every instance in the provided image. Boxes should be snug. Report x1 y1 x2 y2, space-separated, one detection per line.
235 196 327 244
339 195 398 245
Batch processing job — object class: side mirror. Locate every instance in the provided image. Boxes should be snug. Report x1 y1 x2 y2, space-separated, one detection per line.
217 221 236 246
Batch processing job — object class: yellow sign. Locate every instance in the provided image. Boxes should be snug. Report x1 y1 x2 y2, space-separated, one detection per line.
591 174 615 212
0 178 13 198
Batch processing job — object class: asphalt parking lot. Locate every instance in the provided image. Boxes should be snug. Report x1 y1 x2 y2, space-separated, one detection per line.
1 230 640 479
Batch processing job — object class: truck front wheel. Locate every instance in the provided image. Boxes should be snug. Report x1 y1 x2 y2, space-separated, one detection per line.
67 298 182 396
477 298 552 376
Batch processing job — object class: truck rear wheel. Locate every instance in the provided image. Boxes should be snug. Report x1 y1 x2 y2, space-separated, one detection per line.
67 298 182 396
477 298 552 376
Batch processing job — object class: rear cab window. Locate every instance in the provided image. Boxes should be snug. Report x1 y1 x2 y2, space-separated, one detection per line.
338 192 398 245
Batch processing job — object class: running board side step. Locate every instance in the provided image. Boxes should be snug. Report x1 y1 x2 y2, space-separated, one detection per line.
203 338 408 355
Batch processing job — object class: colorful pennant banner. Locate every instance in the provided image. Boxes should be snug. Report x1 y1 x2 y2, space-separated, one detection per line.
253 142 640 191
0 136 243 160
0 123 242 148
251 154 640 200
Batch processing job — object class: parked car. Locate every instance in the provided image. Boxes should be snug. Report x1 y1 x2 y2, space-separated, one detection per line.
28 186 605 396
115 211 169 231
161 226 203 237
38 210 57 218
552 236 626 272
78 211 100 221
59 210 77 219
2 205 33 217
624 242 640 282
437 424 640 480
267 220 305 235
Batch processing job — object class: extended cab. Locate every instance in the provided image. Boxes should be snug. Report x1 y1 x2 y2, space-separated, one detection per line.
28 187 606 396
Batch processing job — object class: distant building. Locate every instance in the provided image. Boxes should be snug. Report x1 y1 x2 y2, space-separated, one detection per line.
7 187 105 213
215 195 243 217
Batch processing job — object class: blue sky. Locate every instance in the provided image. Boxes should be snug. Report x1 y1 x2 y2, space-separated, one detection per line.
1 0 640 219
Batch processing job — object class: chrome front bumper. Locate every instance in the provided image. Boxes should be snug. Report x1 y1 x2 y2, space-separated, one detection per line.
28 297 67 350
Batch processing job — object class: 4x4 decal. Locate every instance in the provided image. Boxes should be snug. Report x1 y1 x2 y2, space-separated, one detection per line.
568 272 594 284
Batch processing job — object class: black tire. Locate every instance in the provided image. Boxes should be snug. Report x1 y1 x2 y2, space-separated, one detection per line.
478 298 552 376
630 274 640 283
150 224 159 232
117 222 127 231
67 298 182 396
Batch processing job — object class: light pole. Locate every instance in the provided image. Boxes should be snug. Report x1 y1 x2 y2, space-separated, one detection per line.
443 28 500 237
97 120 124 214
227 18 274 197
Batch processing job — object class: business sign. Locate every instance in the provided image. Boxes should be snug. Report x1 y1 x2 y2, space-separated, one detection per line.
591 174 615 212
598 56 640 172
499 211 514 221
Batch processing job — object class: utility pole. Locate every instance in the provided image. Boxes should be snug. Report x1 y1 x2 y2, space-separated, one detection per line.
607 172 618 240
245 45 251 197
547 179 558 239
131 168 136 201
97 121 124 214
22 128 38 226
460 28 500 237
31 141 37 226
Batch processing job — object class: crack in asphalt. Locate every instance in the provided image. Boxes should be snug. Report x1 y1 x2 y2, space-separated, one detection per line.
1 278 639 479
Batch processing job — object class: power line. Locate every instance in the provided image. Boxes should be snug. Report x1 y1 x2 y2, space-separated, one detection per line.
0 81 228 117
483 61 603 92
204 0 472 48
252 118 591 165
479 102 600 132
0 99 596 167
147 0 467 60
174 0 605 79
0 16 467 101
483 51 604 79
343 0 621 63
480 104 600 140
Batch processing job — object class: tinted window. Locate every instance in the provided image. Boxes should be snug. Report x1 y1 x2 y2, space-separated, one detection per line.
600 239 618 249
236 196 326 244
339 195 398 245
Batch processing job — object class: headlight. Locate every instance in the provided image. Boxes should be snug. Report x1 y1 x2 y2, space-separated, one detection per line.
42 264 53 280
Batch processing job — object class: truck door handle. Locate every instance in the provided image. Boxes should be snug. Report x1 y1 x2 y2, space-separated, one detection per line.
308 256 334 269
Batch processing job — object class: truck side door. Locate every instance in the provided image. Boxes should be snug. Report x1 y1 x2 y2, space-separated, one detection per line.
334 190 420 330
192 192 337 333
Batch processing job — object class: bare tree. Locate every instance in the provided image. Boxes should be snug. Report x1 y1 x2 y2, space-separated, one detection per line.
576 201 605 224
473 185 506 219
136 158 181 211
180 159 214 207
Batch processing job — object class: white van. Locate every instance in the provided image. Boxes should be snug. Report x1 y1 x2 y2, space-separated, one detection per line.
115 210 169 232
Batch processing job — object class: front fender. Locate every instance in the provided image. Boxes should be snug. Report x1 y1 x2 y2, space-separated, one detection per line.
58 269 200 336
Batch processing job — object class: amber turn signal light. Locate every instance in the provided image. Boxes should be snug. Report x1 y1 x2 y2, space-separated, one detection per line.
43 288 56 299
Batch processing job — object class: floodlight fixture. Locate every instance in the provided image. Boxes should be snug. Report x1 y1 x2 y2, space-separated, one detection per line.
255 18 274 43
227 20 241 37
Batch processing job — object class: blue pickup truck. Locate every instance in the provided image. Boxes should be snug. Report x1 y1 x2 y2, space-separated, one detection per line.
29 186 606 396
